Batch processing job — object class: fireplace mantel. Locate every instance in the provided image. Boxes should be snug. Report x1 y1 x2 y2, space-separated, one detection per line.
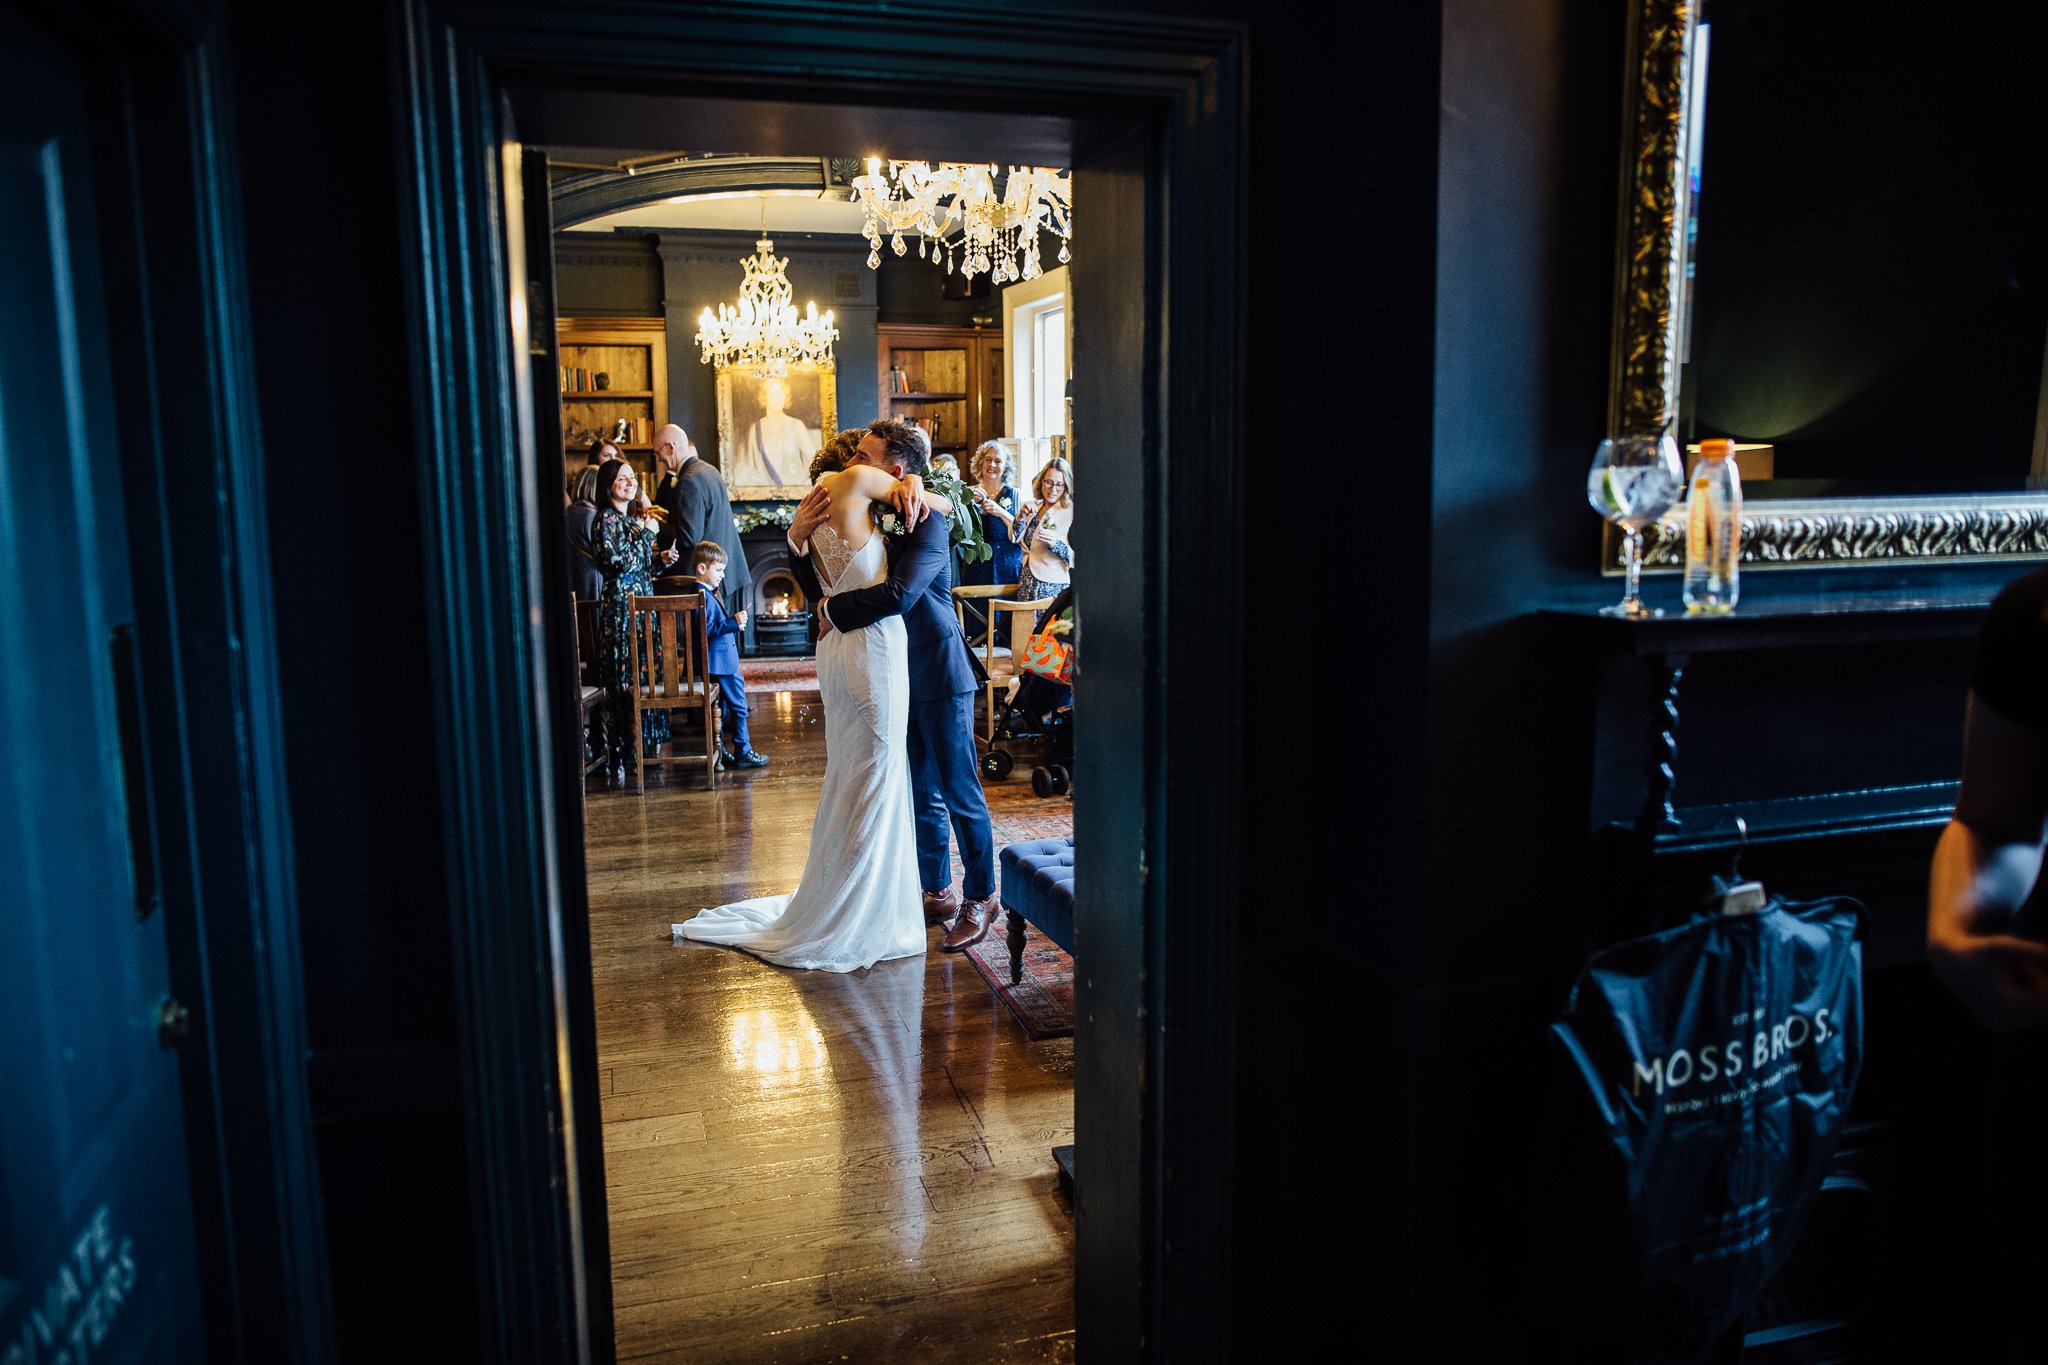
1543 585 1993 963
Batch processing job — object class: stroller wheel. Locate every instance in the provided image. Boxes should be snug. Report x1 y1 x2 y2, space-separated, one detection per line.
1031 766 1054 797
982 748 1015 779
1050 765 1071 795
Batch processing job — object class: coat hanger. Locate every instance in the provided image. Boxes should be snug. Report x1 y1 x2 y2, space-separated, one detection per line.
1717 816 1768 916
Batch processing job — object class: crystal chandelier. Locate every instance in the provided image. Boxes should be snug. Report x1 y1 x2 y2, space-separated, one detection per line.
694 233 838 378
850 159 1071 285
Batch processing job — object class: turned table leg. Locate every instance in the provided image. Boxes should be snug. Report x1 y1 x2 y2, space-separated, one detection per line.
1008 908 1027 985
1635 653 1687 842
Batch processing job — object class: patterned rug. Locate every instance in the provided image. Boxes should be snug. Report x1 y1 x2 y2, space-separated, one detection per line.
737 656 818 692
968 779 1074 1039
964 921 1075 1041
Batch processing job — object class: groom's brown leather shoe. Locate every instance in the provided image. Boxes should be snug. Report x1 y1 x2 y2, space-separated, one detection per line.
940 894 999 953
922 888 960 925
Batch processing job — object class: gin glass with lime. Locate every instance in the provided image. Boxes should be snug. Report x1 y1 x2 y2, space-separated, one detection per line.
1586 433 1684 618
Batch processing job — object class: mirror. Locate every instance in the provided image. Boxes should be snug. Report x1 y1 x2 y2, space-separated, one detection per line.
1606 0 2048 569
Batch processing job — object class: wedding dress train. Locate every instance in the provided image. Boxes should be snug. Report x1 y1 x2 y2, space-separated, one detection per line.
675 525 924 971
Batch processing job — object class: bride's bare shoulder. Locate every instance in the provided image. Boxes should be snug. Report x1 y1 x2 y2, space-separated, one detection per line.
819 467 869 503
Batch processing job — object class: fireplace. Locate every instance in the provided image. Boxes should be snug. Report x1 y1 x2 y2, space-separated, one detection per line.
740 527 813 658
753 568 812 655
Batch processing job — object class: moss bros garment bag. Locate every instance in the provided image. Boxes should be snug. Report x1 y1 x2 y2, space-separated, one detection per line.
1546 895 1864 1351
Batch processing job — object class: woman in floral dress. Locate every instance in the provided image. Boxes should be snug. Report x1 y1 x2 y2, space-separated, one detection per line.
1009 456 1074 629
591 458 678 776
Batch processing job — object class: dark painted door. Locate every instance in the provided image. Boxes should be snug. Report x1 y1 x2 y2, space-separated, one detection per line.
0 11 208 1364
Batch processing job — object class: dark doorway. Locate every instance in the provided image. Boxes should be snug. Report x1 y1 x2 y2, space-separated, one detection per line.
388 6 1246 1357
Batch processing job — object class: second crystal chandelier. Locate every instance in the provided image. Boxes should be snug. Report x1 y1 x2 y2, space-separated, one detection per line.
694 221 838 379
850 159 1072 285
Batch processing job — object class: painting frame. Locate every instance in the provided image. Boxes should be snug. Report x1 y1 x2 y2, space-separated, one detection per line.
716 362 838 501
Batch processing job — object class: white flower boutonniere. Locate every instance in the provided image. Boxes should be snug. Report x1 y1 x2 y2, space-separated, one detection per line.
872 507 909 537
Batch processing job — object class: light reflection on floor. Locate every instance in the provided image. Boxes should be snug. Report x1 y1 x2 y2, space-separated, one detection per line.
588 692 1075 1360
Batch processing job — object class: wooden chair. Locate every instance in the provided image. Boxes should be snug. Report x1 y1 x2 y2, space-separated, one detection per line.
952 583 1037 744
626 593 722 793
572 598 605 774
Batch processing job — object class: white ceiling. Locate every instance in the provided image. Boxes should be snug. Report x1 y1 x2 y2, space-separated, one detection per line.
571 190 868 237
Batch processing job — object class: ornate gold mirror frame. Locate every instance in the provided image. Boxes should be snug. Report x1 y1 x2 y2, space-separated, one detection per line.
1603 0 2048 572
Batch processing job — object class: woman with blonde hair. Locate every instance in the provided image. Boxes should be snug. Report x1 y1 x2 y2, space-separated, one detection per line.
1009 456 1073 622
965 441 1025 589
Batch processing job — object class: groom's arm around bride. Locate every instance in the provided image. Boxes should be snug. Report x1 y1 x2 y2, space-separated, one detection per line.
783 474 929 631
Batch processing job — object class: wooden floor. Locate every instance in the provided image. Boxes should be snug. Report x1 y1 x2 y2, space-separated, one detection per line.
584 688 1077 1363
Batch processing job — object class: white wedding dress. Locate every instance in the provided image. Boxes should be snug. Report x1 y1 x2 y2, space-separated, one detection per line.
675 524 925 971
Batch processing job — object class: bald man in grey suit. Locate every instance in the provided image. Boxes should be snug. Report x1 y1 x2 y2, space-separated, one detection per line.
652 424 751 604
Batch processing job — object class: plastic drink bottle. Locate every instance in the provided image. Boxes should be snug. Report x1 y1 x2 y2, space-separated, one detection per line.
1683 438 1741 614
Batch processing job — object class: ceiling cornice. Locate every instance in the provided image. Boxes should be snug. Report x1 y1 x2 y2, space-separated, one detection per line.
548 154 858 228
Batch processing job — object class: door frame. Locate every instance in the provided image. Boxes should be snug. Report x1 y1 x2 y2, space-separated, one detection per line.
19 1 334 1358
388 3 1247 1357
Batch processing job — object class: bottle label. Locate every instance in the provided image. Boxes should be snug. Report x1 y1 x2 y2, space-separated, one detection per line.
1687 479 1711 562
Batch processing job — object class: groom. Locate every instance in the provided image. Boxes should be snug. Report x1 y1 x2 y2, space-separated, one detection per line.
786 419 999 951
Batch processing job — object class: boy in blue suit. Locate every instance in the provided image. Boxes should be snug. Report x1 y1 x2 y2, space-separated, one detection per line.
691 540 768 770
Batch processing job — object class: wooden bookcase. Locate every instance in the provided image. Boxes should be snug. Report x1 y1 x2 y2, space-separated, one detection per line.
876 324 1004 460
557 317 667 477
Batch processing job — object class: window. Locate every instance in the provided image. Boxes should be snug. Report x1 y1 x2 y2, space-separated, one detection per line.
1003 265 1071 492
1033 304 1066 440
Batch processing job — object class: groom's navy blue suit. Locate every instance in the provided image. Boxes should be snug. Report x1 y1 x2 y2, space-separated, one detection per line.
790 512 995 900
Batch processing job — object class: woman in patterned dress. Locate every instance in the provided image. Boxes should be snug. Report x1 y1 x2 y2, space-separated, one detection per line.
590 458 679 777
1009 456 1074 628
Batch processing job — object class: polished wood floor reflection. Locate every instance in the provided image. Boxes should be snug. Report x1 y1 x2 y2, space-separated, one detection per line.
585 689 1076 1362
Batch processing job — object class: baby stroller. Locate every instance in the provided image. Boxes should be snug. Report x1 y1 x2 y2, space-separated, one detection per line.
988 587 1074 796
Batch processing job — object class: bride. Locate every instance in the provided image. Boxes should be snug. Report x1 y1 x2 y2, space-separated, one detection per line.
674 462 947 972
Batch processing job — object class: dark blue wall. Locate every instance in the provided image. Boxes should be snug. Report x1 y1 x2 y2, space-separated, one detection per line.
155 0 2031 1356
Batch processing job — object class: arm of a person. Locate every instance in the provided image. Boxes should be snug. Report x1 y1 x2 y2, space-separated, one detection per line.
830 464 951 522
1928 695 2048 1031
1045 512 1074 566
1010 502 1038 547
672 476 708 562
980 490 1017 525
824 518 948 633
700 591 741 639
785 484 830 601
588 512 635 572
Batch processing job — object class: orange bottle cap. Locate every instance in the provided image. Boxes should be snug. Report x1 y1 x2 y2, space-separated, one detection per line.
1700 438 1735 458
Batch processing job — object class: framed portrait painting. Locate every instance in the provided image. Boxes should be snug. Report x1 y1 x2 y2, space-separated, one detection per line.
716 363 838 500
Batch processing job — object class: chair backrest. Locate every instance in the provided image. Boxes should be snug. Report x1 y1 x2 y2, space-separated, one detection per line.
574 598 601 684
650 573 701 597
990 596 1040 663
627 593 711 705
569 592 584 677
952 582 1019 676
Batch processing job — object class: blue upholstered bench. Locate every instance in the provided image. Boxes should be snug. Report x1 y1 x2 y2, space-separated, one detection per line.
999 838 1075 985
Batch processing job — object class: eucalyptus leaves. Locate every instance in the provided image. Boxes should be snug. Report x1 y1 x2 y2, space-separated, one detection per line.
856 471 993 563
923 470 994 564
